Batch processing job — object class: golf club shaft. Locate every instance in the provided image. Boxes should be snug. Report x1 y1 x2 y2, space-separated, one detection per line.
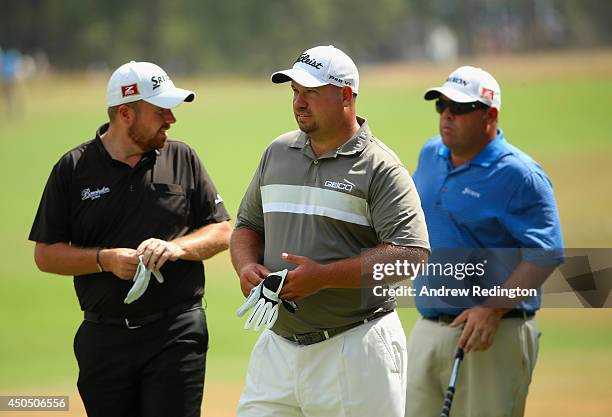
440 347 464 417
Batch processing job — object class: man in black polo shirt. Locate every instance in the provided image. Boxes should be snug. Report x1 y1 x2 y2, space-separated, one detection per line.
29 61 231 417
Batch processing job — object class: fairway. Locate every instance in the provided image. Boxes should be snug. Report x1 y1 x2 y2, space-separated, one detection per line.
0 50 611 416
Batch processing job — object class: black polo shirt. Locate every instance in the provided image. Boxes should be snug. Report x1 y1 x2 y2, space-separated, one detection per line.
29 123 230 317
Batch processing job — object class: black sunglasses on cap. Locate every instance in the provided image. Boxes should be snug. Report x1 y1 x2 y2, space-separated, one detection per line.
435 99 489 115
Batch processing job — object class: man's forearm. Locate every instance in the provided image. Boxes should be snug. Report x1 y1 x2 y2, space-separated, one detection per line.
171 221 232 261
35 242 100 276
230 227 265 274
482 261 557 310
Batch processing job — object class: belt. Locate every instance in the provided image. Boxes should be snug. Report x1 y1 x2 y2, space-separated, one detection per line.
283 309 393 346
425 309 535 324
84 300 202 329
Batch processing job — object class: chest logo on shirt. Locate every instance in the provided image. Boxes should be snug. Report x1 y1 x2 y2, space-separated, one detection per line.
324 180 354 192
461 186 481 199
81 187 111 201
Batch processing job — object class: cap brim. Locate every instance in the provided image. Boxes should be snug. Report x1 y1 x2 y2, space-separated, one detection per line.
144 87 195 109
271 68 327 88
424 86 475 103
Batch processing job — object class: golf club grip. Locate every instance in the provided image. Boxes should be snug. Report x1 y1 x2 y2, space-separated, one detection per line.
440 386 455 417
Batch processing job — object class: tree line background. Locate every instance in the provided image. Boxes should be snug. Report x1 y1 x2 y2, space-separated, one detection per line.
1 0 611 75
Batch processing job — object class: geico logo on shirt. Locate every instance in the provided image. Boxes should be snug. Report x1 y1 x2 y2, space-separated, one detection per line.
81 186 111 201
324 180 353 192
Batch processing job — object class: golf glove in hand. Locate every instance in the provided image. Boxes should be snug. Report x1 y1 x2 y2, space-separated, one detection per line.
237 269 293 331
124 255 164 304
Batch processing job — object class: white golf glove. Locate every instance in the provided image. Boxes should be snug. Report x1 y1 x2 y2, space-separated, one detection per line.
237 269 295 331
124 255 164 304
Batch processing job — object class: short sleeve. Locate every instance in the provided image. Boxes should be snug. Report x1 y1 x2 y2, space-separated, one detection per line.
29 155 73 243
503 172 564 265
189 148 231 228
369 164 430 250
234 152 266 234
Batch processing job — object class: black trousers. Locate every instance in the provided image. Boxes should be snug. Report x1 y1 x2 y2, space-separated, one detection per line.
74 308 208 417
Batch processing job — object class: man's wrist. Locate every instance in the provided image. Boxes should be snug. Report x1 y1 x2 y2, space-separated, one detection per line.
168 240 188 260
95 247 106 272
315 263 331 290
488 307 511 317
238 262 259 277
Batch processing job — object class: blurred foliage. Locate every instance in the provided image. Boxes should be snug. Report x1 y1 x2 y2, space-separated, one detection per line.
1 0 611 74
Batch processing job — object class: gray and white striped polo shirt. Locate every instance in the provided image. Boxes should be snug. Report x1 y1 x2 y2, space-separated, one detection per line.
236 117 429 336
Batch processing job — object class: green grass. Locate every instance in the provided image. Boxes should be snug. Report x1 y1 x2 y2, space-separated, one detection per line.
0 64 611 390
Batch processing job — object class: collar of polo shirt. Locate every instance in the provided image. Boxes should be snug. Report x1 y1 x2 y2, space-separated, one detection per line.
289 116 370 158
438 129 511 168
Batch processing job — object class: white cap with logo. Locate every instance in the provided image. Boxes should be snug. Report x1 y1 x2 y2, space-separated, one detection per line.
424 66 501 110
271 45 359 94
106 61 195 109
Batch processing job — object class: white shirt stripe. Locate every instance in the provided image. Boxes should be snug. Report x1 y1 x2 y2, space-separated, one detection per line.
262 201 370 226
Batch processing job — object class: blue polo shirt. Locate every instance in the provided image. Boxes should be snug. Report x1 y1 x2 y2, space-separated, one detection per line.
412 129 563 317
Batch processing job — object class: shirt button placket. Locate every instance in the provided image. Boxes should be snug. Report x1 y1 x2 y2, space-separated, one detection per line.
310 159 320 182
437 178 449 206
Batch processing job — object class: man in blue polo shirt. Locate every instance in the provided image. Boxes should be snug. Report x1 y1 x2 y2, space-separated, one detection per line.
405 66 563 417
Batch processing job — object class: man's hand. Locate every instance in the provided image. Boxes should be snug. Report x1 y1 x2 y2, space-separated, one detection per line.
237 270 289 331
450 307 508 353
279 253 326 301
238 263 270 297
100 248 140 280
137 238 185 270
124 255 165 304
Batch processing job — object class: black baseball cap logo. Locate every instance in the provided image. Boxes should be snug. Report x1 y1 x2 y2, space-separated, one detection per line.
296 53 324 70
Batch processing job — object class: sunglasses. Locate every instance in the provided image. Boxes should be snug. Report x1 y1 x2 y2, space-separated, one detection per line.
435 99 489 115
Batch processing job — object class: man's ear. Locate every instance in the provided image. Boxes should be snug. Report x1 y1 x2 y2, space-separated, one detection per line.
486 106 499 124
118 104 137 126
341 86 355 107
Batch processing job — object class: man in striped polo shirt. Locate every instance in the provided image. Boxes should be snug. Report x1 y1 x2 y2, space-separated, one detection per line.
230 45 430 417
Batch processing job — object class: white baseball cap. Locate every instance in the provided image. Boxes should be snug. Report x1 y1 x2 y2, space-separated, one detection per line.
271 45 359 94
106 61 195 108
424 66 501 109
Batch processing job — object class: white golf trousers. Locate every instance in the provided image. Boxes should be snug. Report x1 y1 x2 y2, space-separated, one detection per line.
237 311 407 417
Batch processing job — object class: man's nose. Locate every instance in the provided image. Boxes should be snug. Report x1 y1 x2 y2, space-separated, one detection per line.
293 93 307 109
164 109 176 124
441 106 454 119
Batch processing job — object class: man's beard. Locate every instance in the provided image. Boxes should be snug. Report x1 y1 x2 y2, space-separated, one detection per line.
298 124 315 134
295 115 317 134
128 123 169 152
